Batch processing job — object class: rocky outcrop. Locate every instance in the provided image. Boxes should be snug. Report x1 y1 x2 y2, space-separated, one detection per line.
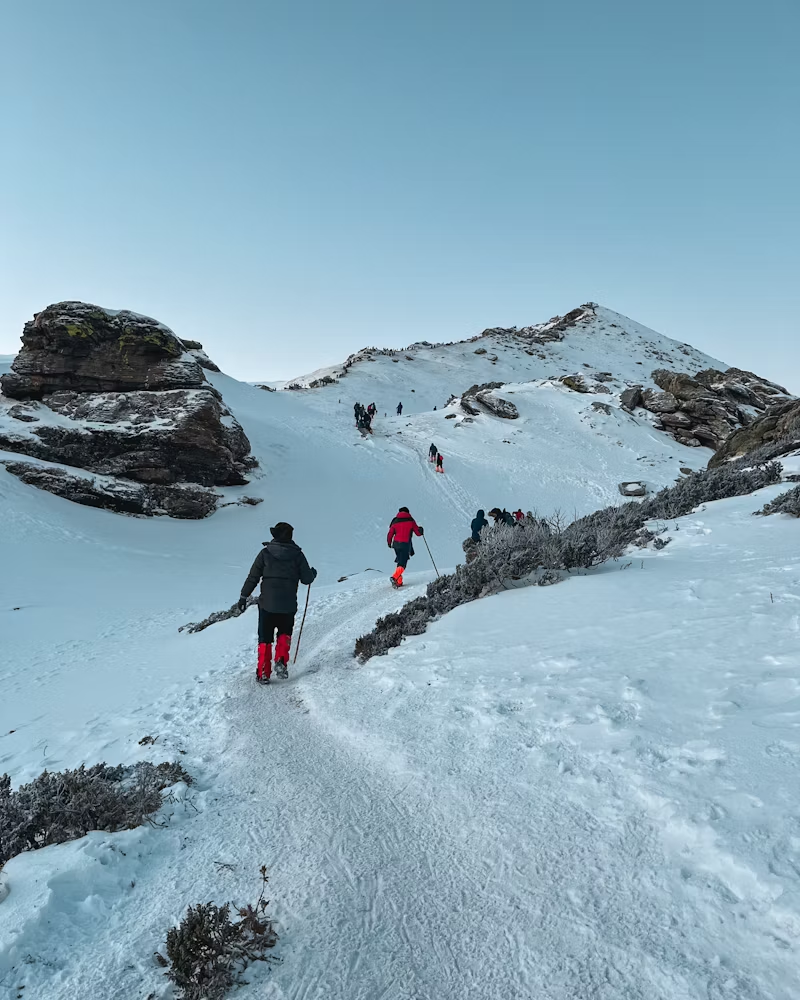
621 367 794 450
559 373 611 395
0 302 255 518
1 461 219 518
709 398 800 467
479 304 596 346
457 382 519 419
1 302 206 398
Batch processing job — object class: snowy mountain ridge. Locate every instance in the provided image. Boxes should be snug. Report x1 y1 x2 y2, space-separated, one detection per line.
279 304 724 395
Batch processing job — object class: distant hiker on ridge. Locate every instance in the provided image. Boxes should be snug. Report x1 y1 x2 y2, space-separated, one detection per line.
239 522 317 684
397 402 403 416
514 509 524 523
387 506 423 588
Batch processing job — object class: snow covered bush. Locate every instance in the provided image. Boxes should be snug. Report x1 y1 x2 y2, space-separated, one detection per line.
355 461 782 661
0 760 191 866
755 484 800 517
162 866 278 1000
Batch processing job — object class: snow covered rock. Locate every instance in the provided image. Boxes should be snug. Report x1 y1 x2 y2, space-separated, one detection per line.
0 388 251 486
0 301 205 398
459 381 519 419
624 366 795 451
179 339 221 372
710 398 800 467
618 481 647 497
0 302 254 517
0 461 219 518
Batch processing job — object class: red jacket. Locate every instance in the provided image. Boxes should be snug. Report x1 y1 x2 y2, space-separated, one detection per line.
387 511 422 545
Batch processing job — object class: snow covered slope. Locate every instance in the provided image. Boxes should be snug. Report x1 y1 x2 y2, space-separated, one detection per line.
3 306 799 998
2 483 799 999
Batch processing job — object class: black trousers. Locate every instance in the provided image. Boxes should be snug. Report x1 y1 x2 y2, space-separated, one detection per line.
258 609 295 643
393 541 413 568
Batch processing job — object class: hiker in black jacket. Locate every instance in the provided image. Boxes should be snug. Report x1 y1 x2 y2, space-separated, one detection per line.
239 522 317 684
471 509 489 542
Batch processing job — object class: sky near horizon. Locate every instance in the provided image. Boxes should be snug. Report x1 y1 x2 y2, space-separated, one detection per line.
1 0 798 389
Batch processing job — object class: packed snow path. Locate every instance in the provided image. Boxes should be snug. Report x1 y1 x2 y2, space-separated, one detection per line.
3 488 800 998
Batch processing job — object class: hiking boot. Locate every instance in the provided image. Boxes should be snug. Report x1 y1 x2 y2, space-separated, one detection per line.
275 659 289 680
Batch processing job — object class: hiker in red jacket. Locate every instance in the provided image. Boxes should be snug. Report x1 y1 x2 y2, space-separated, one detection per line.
387 507 423 587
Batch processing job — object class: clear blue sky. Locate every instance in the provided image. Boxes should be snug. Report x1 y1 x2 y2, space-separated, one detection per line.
2 0 798 388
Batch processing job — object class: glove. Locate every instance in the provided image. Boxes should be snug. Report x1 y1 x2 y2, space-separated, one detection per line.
388 542 392 548
237 596 248 613
418 526 424 535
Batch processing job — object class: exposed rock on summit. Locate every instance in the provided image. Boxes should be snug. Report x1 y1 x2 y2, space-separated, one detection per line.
0 302 254 517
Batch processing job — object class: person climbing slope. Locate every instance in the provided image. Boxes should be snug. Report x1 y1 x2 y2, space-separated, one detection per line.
239 522 317 684
471 509 489 542
435 453 444 474
428 442 437 463
397 402 403 416
514 509 524 523
387 506 423 587
358 409 373 435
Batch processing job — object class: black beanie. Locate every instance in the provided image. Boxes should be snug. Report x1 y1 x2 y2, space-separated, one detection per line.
270 522 294 542
399 506 410 514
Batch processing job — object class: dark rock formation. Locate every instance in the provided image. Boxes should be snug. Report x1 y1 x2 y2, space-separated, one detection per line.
620 386 643 411
709 398 800 467
560 373 613 395
1 461 219 518
1 302 205 399
621 366 794 451
0 302 255 517
479 304 595 346
459 381 519 419
0 389 251 486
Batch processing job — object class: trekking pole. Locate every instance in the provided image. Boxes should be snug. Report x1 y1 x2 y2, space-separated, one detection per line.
423 536 440 578
293 585 311 664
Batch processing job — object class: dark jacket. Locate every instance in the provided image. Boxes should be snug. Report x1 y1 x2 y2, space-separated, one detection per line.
241 541 317 614
471 510 488 542
387 511 422 545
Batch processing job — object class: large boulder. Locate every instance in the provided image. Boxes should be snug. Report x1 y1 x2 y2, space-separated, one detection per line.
1 302 205 398
709 398 800 467
458 381 519 419
0 302 255 517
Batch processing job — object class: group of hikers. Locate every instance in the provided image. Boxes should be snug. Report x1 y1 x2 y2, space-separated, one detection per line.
238 501 534 683
354 401 406 434
470 507 529 539
354 401 377 434
238 399 532 684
